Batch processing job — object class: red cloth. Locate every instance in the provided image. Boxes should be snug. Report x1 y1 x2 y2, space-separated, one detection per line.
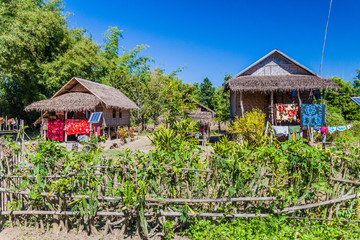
47 119 64 142
320 127 329 133
65 119 90 136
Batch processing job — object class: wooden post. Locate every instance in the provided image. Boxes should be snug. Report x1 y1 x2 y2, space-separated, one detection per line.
322 90 327 149
297 90 302 106
270 91 274 143
239 91 244 118
297 90 303 138
270 91 274 125
108 127 111 140
20 120 24 154
231 91 237 121
64 112 68 142
89 123 93 136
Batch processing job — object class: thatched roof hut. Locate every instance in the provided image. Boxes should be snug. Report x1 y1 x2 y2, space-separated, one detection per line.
187 100 217 125
25 77 138 112
224 49 338 93
25 77 138 142
224 49 339 125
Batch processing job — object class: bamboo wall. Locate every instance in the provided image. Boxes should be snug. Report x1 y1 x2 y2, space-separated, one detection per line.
231 90 313 120
102 108 130 127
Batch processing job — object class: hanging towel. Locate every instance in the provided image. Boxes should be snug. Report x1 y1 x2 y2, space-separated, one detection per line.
328 127 336 134
320 127 329 133
336 126 347 131
301 104 326 127
275 104 299 123
288 125 301 140
272 126 289 137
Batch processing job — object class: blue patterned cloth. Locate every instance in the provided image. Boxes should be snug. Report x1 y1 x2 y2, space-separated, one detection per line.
336 126 347 131
328 127 336 134
301 104 325 127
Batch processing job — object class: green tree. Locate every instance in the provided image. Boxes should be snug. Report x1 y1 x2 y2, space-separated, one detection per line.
0 0 101 121
325 77 360 121
198 77 215 109
211 74 231 131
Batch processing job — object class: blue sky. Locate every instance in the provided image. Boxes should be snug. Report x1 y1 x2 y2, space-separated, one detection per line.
64 0 360 87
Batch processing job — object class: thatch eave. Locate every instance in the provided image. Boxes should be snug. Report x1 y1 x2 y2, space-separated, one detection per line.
24 92 101 112
224 75 340 93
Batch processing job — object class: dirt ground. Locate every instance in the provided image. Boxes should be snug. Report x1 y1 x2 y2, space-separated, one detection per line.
0 226 188 240
102 135 155 153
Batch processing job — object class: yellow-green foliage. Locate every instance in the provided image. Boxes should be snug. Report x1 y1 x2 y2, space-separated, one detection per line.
228 109 267 146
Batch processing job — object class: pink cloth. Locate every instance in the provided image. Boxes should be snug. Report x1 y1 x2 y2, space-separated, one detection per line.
320 127 329 133
47 119 64 142
93 123 100 136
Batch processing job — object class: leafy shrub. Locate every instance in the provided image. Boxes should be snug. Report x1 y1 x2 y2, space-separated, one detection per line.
187 217 360 240
228 109 268 147
117 128 128 143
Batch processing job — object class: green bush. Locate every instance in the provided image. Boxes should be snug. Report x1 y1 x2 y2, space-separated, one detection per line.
187 217 360 240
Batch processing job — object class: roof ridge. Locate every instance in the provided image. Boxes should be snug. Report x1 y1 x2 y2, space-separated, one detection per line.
227 49 319 85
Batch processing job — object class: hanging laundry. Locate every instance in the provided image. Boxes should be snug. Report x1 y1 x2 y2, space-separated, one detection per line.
288 125 301 140
93 123 101 136
275 104 300 123
320 127 329 133
47 119 64 142
328 127 336 134
65 119 90 136
347 124 352 129
314 126 321 132
301 104 325 127
272 126 289 137
336 126 347 131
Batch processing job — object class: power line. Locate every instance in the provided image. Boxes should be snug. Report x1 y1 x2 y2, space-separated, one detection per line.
319 0 333 76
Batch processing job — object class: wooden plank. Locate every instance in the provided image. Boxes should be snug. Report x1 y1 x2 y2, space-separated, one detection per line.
275 192 360 213
330 178 360 185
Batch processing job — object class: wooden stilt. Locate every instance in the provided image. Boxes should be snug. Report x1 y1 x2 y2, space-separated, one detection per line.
64 112 68 142
322 90 327 149
108 127 111 140
270 91 274 125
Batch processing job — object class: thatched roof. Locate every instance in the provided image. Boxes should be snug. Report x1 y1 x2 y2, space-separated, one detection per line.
185 100 217 124
25 77 139 112
224 75 339 92
157 101 217 125
25 93 101 112
224 49 339 92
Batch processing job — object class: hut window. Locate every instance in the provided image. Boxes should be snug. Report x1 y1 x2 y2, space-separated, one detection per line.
112 110 116 118
119 111 122 118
